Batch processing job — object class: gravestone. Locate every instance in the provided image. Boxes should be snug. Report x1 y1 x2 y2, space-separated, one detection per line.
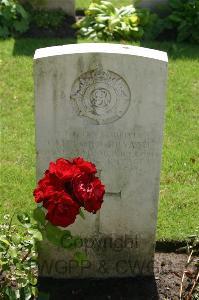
136 0 169 15
41 0 75 16
34 43 168 278
21 0 75 16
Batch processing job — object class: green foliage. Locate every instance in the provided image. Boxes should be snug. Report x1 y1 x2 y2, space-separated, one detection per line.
33 207 46 226
33 207 82 251
0 214 40 300
0 0 30 38
79 208 85 220
30 9 65 29
75 0 157 41
164 0 199 43
0 208 86 300
0 0 66 37
178 231 199 256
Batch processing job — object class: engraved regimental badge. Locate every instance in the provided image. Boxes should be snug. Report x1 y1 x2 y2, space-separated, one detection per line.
70 68 131 125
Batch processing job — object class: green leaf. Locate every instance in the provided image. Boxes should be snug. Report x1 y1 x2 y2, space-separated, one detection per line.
61 236 76 249
5 286 17 299
1 0 10 5
79 209 85 220
28 273 37 286
15 3 29 19
74 251 87 265
20 285 32 300
15 289 20 299
45 222 68 247
33 208 46 226
0 236 11 247
17 213 30 225
28 229 43 241
9 246 17 258
31 286 38 297
100 0 115 13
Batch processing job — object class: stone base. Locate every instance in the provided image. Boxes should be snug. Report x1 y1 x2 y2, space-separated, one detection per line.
38 235 155 279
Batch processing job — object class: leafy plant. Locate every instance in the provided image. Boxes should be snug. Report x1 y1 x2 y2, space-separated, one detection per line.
75 0 157 41
0 208 87 300
33 207 83 251
0 0 30 38
0 213 41 300
163 0 199 43
30 9 66 29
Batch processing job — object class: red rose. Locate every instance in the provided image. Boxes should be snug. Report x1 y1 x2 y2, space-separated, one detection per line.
33 172 52 203
33 171 63 203
73 173 105 213
33 157 105 228
49 158 79 182
73 157 97 175
43 191 80 227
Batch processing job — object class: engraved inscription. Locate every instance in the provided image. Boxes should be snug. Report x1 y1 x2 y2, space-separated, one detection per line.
70 68 131 124
38 127 160 192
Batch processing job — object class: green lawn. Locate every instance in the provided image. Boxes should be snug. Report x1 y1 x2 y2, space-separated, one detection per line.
0 38 198 241
76 0 132 9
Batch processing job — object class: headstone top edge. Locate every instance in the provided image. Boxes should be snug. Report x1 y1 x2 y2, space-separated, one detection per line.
34 43 168 63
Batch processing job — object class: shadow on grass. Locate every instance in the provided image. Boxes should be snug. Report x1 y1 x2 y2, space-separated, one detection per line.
13 37 199 60
12 37 77 57
38 276 159 300
140 41 199 60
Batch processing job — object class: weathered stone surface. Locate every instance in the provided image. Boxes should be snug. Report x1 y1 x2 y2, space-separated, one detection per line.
34 43 168 278
43 0 75 15
21 0 75 16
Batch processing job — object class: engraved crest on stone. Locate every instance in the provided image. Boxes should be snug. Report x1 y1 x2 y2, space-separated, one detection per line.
70 68 131 124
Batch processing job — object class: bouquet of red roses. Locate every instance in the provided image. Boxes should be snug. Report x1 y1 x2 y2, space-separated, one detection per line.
33 157 105 228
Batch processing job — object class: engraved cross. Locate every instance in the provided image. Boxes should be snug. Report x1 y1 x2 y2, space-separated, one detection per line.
97 169 122 199
105 191 122 199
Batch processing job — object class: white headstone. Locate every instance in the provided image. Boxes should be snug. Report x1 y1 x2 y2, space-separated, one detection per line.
34 43 168 278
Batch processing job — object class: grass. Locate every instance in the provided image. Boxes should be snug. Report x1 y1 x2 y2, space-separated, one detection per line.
76 0 132 9
0 38 199 241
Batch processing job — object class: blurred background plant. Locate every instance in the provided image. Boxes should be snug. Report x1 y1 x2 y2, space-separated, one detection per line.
0 0 67 37
75 0 158 41
0 0 30 38
1 0 198 42
31 9 65 29
162 0 199 43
